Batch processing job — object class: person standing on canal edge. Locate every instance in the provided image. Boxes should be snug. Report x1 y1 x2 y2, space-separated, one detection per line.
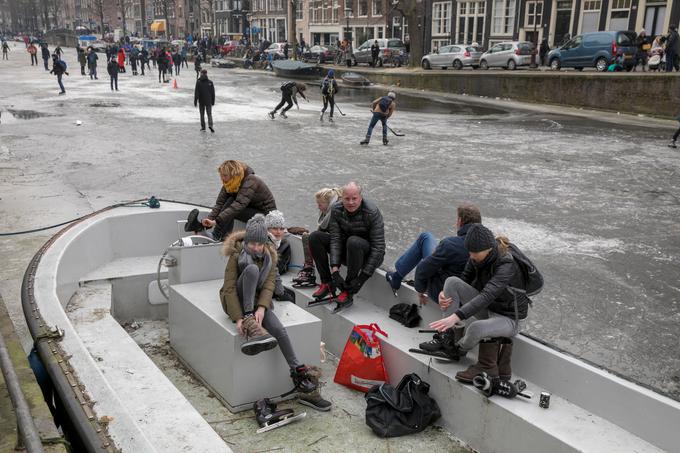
371 40 380 67
360 92 396 146
194 69 215 133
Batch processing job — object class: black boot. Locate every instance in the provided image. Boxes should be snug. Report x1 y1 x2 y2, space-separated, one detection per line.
253 398 294 428
291 365 317 394
360 135 370 145
419 323 464 352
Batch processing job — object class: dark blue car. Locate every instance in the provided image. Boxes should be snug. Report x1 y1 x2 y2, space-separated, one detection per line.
548 31 637 72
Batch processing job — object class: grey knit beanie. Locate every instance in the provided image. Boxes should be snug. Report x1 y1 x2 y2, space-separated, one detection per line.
464 224 496 252
265 210 286 229
245 214 268 244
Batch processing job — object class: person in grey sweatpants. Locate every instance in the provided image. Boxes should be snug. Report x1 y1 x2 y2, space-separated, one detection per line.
220 214 316 394
430 224 530 383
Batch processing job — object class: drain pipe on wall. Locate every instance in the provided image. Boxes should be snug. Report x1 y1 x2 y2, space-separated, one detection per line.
0 330 45 453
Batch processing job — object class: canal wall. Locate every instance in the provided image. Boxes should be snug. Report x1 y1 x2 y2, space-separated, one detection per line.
225 58 679 118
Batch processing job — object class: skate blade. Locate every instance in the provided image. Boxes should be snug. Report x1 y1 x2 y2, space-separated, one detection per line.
292 282 316 288
518 390 533 399
256 412 306 433
306 296 335 308
409 348 456 362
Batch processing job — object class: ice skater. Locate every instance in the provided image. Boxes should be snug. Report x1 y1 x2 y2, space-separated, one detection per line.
2 41 10 60
268 81 308 119
107 57 119 91
669 114 680 148
49 53 68 95
360 92 396 146
320 69 338 122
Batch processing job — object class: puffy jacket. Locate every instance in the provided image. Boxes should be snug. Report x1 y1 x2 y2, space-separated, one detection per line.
194 75 215 105
208 166 277 227
328 198 385 276
87 52 98 66
456 245 529 320
219 231 278 321
107 60 118 76
414 223 471 299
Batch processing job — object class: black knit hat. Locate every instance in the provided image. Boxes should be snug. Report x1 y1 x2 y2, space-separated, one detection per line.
464 224 496 252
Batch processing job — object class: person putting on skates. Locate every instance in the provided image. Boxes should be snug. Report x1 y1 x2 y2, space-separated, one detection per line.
269 81 308 119
320 70 338 122
360 91 396 146
308 181 385 313
219 214 318 395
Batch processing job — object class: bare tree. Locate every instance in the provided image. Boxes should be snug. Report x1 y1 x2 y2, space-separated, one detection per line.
392 0 424 68
118 0 133 37
93 0 105 39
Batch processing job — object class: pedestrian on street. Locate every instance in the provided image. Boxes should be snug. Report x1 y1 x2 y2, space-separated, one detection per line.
283 41 289 59
371 40 380 67
268 81 308 119
130 47 138 75
669 115 680 149
49 53 68 95
320 69 338 122
539 39 550 66
87 47 98 79
634 29 649 72
41 43 50 70
2 41 9 60
194 69 215 132
140 48 148 75
345 40 353 67
666 24 679 72
107 57 119 91
360 92 396 146
78 47 87 75
28 42 38 65
173 49 182 75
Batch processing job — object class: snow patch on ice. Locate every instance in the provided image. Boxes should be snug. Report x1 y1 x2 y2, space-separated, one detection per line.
487 217 623 259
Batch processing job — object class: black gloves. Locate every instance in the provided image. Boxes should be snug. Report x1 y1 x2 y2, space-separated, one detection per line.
346 272 370 294
331 271 345 292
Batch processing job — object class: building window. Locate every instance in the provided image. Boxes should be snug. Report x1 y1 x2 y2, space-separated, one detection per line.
458 1 486 45
296 5 303 19
432 38 449 50
583 0 600 10
557 0 571 10
358 0 368 16
492 0 515 35
372 0 382 16
525 1 543 27
610 0 631 30
432 2 452 36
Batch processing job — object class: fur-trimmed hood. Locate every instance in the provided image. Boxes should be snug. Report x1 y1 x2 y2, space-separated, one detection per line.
221 230 278 261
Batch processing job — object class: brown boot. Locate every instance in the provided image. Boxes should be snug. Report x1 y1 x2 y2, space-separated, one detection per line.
455 340 499 384
241 315 278 356
497 338 513 381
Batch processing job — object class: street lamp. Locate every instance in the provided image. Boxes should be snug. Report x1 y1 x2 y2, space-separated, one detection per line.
344 6 351 41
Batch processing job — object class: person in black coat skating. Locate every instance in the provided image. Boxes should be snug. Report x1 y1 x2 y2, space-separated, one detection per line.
194 69 215 132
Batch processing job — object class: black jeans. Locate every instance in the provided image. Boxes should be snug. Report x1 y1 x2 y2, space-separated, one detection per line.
199 103 213 129
673 127 680 142
274 91 294 113
110 74 118 90
212 201 265 241
309 231 370 284
31 54 38 65
321 95 335 117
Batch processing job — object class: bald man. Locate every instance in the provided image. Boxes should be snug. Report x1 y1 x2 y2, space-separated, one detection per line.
309 182 386 313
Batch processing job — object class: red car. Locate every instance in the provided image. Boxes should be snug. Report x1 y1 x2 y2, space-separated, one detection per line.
220 40 239 55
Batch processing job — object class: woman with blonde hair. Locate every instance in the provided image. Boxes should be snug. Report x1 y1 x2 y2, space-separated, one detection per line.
291 187 342 288
185 160 277 241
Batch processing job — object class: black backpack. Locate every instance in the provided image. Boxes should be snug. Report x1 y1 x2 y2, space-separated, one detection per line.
378 96 392 112
365 373 441 437
506 242 544 297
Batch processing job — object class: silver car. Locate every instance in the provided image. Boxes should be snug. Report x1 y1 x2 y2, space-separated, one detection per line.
421 44 483 70
479 41 535 70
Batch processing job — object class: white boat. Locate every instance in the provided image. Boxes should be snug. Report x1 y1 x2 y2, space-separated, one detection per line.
22 199 680 452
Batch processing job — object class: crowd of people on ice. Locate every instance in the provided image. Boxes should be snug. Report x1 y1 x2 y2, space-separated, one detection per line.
181 158 535 412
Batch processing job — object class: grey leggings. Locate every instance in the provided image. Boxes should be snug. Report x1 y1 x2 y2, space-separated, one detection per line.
237 264 300 369
443 277 521 351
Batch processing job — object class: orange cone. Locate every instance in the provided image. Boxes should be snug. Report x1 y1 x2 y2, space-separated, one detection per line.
172 78 178 89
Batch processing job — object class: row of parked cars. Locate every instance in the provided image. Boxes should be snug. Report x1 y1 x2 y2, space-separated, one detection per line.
421 31 639 71
268 38 408 67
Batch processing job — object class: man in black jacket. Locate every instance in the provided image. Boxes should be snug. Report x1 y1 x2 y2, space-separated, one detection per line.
371 40 380 67
194 69 215 132
309 181 386 312
41 43 50 70
385 204 481 304
49 54 68 95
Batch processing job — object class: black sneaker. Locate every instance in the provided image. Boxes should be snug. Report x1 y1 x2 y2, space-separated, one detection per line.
383 138 389 145
419 332 444 352
209 127 214 133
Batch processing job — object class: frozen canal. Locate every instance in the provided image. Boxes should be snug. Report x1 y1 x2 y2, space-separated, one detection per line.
0 48 679 405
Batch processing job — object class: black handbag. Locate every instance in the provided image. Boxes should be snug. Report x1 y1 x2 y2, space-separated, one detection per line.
365 373 441 437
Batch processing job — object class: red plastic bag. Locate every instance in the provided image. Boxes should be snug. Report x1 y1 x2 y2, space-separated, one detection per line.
334 323 389 392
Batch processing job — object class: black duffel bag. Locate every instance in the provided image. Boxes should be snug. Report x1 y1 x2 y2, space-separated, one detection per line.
365 373 441 437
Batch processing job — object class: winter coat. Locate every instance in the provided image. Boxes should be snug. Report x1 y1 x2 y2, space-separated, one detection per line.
414 223 472 299
117 51 125 67
78 51 87 65
28 45 37 55
194 75 215 105
50 59 66 76
87 52 98 66
41 46 50 59
208 165 277 228
220 231 278 321
194 55 202 71
157 52 169 69
321 77 338 97
457 245 530 321
107 60 118 76
328 198 385 276
371 43 380 58
668 30 680 54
